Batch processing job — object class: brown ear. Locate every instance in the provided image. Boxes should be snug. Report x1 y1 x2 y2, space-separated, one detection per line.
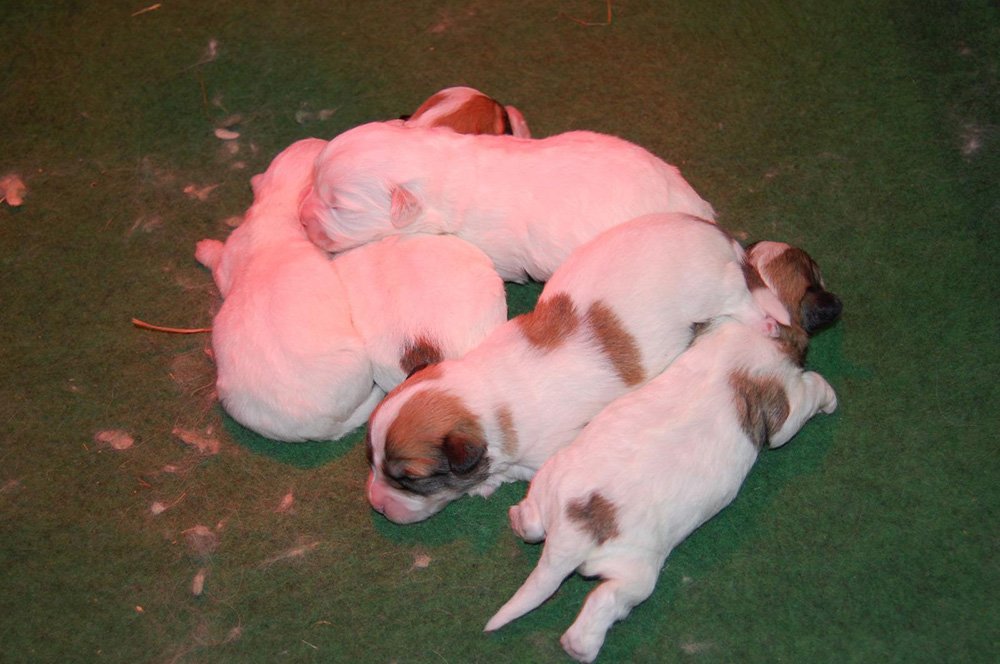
443 431 486 474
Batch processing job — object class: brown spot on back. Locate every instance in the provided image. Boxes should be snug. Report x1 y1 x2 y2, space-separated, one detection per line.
496 405 518 457
399 336 444 376
568 492 620 545
385 388 484 479
410 93 508 135
585 301 644 386
516 292 580 351
730 369 790 450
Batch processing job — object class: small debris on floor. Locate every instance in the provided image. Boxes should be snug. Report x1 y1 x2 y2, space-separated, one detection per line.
410 552 432 571
0 174 26 206
94 429 135 450
214 128 240 141
183 184 220 201
274 491 295 513
191 567 208 596
183 525 219 559
173 427 221 455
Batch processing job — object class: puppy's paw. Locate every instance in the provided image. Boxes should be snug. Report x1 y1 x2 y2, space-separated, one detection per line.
560 626 601 663
195 239 223 270
508 502 545 543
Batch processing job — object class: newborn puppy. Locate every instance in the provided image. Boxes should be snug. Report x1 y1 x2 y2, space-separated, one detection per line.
365 213 790 523
300 123 716 281
398 85 531 138
483 247 841 663
193 87 514 441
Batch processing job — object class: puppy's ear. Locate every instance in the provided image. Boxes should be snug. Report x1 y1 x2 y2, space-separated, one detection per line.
751 286 792 327
801 287 843 335
443 431 487 475
390 185 421 228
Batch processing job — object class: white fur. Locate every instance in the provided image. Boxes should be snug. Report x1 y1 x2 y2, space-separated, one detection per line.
366 213 787 523
196 139 505 442
300 123 716 282
484 319 837 662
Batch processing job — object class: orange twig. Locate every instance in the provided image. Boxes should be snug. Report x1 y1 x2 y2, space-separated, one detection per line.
131 318 211 334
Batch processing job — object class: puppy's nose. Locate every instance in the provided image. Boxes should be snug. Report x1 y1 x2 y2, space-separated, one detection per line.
366 472 386 514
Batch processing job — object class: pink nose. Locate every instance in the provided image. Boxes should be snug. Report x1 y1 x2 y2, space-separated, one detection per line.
366 472 385 514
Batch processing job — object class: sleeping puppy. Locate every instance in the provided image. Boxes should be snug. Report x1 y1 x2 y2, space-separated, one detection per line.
364 212 790 523
196 139 505 441
483 245 841 663
398 85 531 138
194 87 515 441
300 122 716 282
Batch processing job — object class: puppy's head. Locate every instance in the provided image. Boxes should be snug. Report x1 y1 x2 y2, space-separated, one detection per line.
299 122 431 254
365 366 491 524
405 86 524 136
746 241 842 361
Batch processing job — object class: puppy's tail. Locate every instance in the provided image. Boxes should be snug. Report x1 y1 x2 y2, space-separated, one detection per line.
484 543 583 632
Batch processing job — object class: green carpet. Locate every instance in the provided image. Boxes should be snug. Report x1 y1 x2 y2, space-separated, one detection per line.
1 1 996 662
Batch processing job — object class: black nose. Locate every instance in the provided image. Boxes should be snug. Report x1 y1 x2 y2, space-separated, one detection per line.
801 287 843 335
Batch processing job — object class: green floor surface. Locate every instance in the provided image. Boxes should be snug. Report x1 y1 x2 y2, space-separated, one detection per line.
1 1 996 662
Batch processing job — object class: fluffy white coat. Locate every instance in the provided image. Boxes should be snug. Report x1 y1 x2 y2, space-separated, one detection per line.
300 123 716 282
196 139 505 442
365 213 788 523
484 316 838 662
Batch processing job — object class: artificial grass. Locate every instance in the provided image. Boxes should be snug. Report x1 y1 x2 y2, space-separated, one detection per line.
1 1 996 662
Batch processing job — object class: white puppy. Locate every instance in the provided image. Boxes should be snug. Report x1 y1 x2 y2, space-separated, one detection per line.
300 123 716 282
364 213 789 523
484 246 841 663
196 139 505 441
194 87 515 441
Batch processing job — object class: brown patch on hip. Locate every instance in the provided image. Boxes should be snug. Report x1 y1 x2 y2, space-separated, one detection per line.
567 492 620 545
385 388 485 480
399 336 444 376
496 405 518 457
585 301 645 386
516 292 580 351
729 369 790 450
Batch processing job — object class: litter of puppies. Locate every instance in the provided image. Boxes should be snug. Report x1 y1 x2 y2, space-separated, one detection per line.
180 85 841 661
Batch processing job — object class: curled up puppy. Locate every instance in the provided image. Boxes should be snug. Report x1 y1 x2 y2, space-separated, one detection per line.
484 245 842 663
364 212 791 523
299 122 716 282
193 87 515 442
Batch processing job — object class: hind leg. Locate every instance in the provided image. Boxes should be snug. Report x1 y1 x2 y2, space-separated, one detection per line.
560 559 659 663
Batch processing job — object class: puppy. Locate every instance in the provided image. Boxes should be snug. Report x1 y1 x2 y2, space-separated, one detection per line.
300 123 716 281
483 246 841 663
398 85 530 138
364 213 790 523
194 87 514 441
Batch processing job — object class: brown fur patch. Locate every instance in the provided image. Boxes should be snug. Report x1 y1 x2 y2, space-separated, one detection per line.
411 93 507 135
585 301 644 386
496 405 518 457
385 388 484 479
516 292 580 351
399 336 444 375
759 248 823 329
567 492 620 545
730 369 790 450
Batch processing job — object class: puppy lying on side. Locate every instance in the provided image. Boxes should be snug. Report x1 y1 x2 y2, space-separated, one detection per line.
194 88 513 442
300 122 716 282
484 246 842 663
365 213 790 523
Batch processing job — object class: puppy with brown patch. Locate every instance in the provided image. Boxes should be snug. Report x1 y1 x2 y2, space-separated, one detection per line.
193 87 514 441
365 212 791 523
484 246 841 663
299 122 716 282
